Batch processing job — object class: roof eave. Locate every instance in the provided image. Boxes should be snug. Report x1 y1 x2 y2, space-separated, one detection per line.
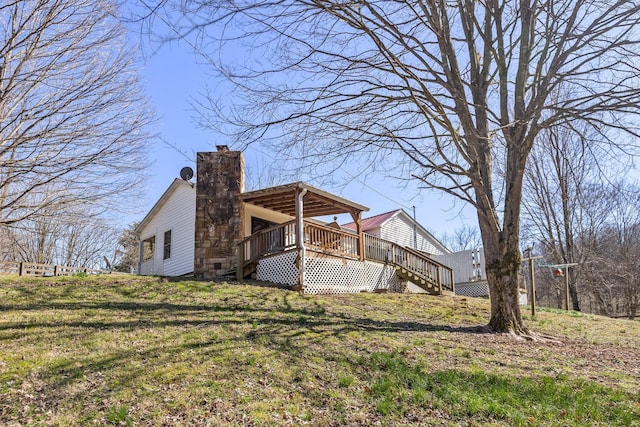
135 179 193 236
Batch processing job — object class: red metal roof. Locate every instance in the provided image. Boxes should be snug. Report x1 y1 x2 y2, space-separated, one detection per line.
342 209 401 231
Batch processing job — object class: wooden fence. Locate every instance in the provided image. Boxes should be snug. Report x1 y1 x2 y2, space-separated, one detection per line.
0 260 105 277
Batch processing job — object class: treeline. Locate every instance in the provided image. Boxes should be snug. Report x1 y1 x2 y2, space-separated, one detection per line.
0 0 153 270
522 125 639 319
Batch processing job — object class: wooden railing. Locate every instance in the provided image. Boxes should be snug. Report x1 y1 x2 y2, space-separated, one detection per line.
304 222 360 259
238 220 298 268
0 260 105 277
237 221 454 293
364 234 454 293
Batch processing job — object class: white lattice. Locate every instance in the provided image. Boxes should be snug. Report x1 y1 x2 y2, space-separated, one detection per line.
304 254 362 294
256 250 298 287
255 250 409 295
362 261 405 293
302 252 404 294
455 281 489 297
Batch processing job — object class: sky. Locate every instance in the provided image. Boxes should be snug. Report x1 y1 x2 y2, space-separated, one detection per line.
134 22 477 241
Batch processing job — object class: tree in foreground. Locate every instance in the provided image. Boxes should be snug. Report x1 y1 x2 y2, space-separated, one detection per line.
150 1 640 335
0 0 153 227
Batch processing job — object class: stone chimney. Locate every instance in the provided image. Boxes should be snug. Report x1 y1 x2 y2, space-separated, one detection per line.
194 148 244 278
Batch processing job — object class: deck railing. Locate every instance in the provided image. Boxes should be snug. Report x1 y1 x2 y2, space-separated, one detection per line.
238 221 454 293
304 222 360 258
238 220 298 267
238 220 361 270
364 234 454 292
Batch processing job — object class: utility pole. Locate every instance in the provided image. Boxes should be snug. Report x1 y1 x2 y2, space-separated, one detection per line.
523 248 542 318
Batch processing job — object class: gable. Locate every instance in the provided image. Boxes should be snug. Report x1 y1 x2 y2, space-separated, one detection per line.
344 209 450 255
136 179 195 236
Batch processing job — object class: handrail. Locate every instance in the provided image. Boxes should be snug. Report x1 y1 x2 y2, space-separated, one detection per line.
304 222 360 259
238 220 297 268
363 234 454 293
237 221 454 293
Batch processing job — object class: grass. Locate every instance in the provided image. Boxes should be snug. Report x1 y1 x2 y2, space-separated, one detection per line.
1 274 639 426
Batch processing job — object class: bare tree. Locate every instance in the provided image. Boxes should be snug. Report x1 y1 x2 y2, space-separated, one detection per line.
0 0 154 226
528 180 640 319
4 208 122 269
148 0 640 335
440 225 482 253
111 222 141 273
521 120 617 311
581 185 640 319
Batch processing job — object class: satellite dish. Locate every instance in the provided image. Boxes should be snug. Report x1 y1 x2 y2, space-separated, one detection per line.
180 166 194 181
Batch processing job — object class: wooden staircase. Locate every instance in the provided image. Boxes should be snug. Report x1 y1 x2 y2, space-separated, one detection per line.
394 265 441 295
364 235 454 295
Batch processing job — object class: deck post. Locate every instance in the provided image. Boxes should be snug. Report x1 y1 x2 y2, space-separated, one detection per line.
295 187 308 290
236 243 243 281
350 210 364 261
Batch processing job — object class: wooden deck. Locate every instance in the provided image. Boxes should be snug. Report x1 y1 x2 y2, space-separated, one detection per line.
237 220 454 294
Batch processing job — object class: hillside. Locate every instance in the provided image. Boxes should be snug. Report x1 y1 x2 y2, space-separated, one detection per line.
1 274 639 426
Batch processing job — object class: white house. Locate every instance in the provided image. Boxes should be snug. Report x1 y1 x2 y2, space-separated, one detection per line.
343 209 450 256
135 178 196 276
135 148 456 295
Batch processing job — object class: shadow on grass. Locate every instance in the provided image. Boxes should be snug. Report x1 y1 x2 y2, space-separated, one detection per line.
0 281 497 422
0 298 491 336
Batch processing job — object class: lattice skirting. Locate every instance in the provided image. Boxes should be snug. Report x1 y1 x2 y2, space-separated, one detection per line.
256 250 298 287
454 281 528 304
305 253 405 294
455 281 490 297
255 250 406 294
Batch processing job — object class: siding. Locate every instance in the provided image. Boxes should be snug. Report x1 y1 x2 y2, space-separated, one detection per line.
379 214 445 255
243 204 293 237
138 181 196 276
433 248 486 283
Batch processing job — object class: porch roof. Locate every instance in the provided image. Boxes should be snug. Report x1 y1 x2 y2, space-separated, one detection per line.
240 182 369 218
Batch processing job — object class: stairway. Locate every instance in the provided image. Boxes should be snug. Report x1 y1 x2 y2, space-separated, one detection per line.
394 265 442 295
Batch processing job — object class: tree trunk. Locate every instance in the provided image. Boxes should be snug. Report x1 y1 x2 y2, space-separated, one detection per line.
483 239 529 334
474 138 530 335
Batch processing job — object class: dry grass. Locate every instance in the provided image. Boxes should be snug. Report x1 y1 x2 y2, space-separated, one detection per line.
1 274 639 426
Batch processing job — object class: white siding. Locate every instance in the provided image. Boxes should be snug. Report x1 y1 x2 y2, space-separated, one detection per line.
379 214 445 255
138 182 196 276
433 248 486 283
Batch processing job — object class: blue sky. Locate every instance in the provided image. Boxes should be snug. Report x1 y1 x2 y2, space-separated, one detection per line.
135 32 477 239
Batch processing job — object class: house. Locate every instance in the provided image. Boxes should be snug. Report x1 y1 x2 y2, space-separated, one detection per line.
136 147 455 295
135 178 196 276
342 209 450 256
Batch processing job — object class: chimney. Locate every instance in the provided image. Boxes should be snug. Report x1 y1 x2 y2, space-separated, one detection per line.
194 149 245 278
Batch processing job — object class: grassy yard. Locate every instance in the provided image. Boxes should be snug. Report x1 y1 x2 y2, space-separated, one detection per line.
0 274 639 426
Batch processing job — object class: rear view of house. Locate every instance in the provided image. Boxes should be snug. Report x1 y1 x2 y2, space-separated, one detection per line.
136 147 455 295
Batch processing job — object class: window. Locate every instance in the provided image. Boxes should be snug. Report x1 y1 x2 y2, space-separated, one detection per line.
142 236 155 261
163 230 172 259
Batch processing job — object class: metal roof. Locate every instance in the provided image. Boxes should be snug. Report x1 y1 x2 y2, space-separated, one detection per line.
342 209 401 231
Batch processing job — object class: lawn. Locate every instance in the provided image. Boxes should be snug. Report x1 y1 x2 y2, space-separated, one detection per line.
1 274 639 426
